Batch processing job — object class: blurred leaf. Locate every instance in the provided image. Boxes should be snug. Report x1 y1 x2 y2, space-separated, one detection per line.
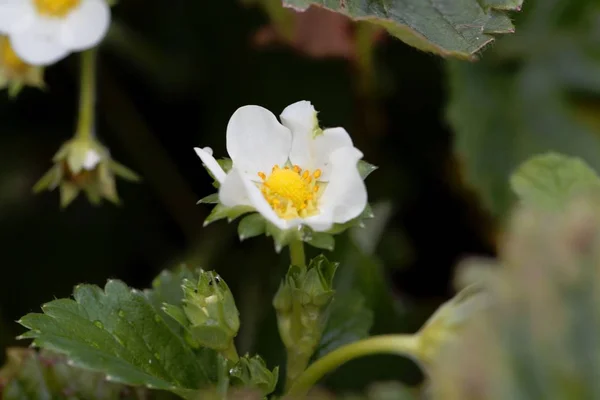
0 348 145 400
315 291 373 359
510 152 600 210
197 193 219 205
283 0 521 60
18 280 213 398
448 0 600 216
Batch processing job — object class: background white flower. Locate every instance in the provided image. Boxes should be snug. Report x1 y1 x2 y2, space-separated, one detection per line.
195 101 368 232
0 0 110 65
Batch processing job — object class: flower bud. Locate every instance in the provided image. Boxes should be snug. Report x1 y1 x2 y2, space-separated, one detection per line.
273 255 338 385
165 270 240 353
229 354 279 396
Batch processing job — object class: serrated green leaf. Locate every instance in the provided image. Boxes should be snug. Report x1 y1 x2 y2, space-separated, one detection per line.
315 291 373 359
1 348 145 400
204 204 255 227
510 153 600 210
283 0 521 60
196 193 219 205
17 279 213 396
357 160 377 180
448 0 600 216
238 214 266 241
305 231 335 251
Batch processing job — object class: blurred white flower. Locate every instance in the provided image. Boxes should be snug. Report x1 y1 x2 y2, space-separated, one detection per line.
0 35 44 95
195 101 367 232
0 0 110 66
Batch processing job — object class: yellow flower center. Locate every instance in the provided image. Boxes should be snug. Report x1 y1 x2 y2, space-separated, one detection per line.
34 0 81 17
1 38 28 74
258 165 322 220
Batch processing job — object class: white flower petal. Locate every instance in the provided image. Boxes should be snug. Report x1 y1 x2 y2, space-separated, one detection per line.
283 101 354 180
240 176 299 231
59 0 110 51
226 105 291 178
303 212 334 232
194 147 226 184
0 0 34 34
219 168 253 209
318 147 367 224
10 18 68 65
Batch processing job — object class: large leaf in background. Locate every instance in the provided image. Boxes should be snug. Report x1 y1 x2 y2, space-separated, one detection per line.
315 291 373 359
510 153 600 210
448 0 600 217
282 0 522 60
0 348 146 400
17 278 213 399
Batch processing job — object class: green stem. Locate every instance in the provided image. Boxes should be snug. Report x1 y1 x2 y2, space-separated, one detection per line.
286 334 421 398
222 341 240 363
289 240 306 268
75 49 97 140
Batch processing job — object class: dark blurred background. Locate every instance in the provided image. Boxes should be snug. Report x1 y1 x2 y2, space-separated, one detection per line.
5 0 574 393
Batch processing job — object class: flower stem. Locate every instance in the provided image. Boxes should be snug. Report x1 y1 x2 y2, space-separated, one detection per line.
285 334 421 398
222 340 240 363
289 240 306 268
75 49 97 141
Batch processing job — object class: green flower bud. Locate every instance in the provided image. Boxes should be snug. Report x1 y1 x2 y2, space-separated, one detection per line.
165 270 240 353
33 137 140 208
273 255 338 385
230 354 279 396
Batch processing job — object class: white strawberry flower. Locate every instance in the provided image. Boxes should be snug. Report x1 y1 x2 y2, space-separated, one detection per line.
0 0 110 66
195 101 368 233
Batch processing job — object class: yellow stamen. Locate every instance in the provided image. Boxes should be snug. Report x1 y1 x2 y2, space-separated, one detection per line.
313 169 322 179
259 165 322 220
34 0 81 17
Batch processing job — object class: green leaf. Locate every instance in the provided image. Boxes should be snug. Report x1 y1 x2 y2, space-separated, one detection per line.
305 231 335 251
0 348 145 400
238 214 266 241
282 0 521 60
204 204 254 227
357 160 378 180
196 193 219 205
447 0 600 216
17 279 213 396
315 291 373 359
510 153 600 210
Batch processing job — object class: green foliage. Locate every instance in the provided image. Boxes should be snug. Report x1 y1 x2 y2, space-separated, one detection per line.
229 354 279 396
315 291 373 359
448 0 600 216
0 348 146 400
17 277 214 398
282 0 521 60
510 153 600 210
430 195 600 399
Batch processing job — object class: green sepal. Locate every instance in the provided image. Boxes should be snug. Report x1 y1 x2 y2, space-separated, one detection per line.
197 193 219 205
357 160 378 180
327 203 375 235
203 204 255 227
238 213 266 241
305 231 335 251
229 354 279 396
